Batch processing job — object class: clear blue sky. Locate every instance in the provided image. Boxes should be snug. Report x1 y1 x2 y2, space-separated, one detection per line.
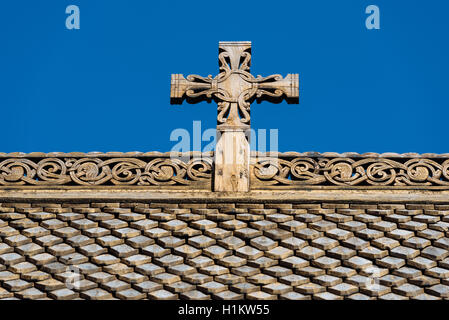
1 0 448 153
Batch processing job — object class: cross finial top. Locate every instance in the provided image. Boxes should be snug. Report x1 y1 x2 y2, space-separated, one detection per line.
171 41 299 130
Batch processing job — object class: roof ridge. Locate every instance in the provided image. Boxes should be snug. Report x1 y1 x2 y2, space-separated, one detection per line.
1 151 449 158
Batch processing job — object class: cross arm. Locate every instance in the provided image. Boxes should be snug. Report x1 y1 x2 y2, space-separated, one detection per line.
251 73 299 102
170 74 218 104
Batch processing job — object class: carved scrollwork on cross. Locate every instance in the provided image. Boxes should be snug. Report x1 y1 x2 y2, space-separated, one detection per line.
253 156 449 187
171 42 299 128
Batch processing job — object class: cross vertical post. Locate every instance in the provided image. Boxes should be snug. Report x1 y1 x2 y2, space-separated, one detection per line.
170 41 299 192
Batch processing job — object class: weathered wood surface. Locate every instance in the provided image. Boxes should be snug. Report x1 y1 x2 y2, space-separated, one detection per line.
0 154 212 188
1 153 449 189
214 129 250 192
1 187 449 203
171 41 299 192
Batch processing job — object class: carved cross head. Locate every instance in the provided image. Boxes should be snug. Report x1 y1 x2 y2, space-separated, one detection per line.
171 41 299 130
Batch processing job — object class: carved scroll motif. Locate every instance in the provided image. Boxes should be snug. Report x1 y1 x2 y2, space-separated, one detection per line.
253 157 449 187
170 42 299 127
3 155 448 188
0 157 212 186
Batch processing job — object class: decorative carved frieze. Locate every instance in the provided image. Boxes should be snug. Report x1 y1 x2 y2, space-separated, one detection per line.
0 154 212 187
1 152 449 189
252 155 449 187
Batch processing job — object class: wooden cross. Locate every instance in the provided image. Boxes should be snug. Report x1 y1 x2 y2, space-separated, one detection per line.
171 41 299 192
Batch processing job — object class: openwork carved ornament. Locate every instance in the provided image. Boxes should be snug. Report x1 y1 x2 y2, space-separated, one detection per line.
253 155 449 187
0 154 212 187
171 42 299 129
1 152 449 188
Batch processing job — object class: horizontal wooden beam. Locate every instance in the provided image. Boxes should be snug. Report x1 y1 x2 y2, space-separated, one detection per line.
0 187 448 204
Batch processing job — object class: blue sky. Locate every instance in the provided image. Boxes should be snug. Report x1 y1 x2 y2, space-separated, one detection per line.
0 0 448 153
